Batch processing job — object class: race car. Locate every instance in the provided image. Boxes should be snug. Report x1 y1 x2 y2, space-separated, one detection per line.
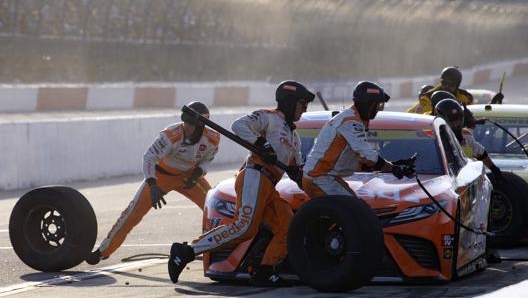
468 104 528 247
201 110 494 292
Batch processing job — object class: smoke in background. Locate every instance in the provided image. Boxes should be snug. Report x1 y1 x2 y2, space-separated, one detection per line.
0 0 527 83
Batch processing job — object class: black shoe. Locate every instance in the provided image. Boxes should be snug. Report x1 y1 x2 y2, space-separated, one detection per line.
168 242 195 283
250 265 293 287
85 249 101 265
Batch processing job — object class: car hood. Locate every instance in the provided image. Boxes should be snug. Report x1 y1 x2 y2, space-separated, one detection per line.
276 173 454 211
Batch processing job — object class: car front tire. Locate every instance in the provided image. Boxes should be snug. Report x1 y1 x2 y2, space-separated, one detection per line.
287 195 383 292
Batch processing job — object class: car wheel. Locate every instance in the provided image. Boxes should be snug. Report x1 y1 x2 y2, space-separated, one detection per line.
9 186 98 271
487 172 527 247
287 195 383 292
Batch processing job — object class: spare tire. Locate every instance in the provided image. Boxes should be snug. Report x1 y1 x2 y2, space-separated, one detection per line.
9 186 98 271
287 195 383 292
487 172 528 247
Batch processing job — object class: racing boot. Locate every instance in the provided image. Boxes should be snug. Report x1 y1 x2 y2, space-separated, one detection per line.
168 242 195 283
250 265 293 287
85 249 102 265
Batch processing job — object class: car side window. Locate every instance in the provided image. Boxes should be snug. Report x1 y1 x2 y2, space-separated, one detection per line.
439 125 466 176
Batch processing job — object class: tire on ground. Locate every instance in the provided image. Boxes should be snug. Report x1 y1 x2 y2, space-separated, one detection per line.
287 195 383 292
9 186 98 271
487 172 528 247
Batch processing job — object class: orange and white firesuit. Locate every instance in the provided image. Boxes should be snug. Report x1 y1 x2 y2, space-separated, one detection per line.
97 122 220 259
459 128 486 158
302 106 380 198
190 109 303 266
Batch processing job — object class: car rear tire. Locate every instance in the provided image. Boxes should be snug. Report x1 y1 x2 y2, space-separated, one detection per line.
487 172 528 247
287 195 383 292
9 186 98 271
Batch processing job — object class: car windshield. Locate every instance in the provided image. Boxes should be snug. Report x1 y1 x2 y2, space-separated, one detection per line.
473 118 528 155
299 128 443 175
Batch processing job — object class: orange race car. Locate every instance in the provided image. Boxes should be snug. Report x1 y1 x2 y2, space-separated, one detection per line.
201 110 498 292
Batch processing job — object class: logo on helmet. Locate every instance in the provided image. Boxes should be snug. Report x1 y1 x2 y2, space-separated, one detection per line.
282 84 297 91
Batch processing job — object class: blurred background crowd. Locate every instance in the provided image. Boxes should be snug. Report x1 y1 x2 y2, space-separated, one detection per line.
0 0 527 83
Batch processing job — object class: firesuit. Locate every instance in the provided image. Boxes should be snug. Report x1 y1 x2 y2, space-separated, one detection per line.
167 80 315 287
435 98 502 178
408 66 474 115
407 84 474 114
302 106 380 197
459 128 486 158
302 80 410 198
93 116 220 261
191 109 302 264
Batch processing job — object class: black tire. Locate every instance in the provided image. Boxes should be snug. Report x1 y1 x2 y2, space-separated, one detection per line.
487 172 528 247
287 195 384 292
9 186 98 271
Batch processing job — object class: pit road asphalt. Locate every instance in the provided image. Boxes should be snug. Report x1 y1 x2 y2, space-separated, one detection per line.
1 76 527 297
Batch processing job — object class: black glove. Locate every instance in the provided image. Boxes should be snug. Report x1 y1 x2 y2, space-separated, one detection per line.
490 165 504 186
391 164 416 179
490 92 504 104
254 137 277 164
183 167 204 189
286 165 303 189
392 153 417 167
146 178 167 209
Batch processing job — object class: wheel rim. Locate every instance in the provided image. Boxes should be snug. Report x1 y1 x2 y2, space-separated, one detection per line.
24 206 66 252
302 215 350 270
489 191 513 233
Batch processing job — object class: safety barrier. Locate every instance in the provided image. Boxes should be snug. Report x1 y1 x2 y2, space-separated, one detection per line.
2 57 528 190
1 58 527 114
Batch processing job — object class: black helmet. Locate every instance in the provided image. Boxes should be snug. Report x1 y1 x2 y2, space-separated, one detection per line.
430 90 456 113
275 80 315 125
181 101 209 125
276 80 315 103
352 81 390 121
435 98 464 131
440 66 462 88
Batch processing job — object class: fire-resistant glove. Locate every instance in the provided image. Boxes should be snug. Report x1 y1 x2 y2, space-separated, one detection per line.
490 165 504 186
183 167 204 189
391 164 416 179
286 165 303 189
254 137 277 165
146 178 167 209
391 153 417 179
490 92 504 104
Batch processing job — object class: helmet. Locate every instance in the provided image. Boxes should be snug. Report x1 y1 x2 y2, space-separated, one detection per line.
276 80 315 104
181 101 209 125
419 84 434 95
434 98 464 131
440 66 462 88
181 101 210 144
430 90 456 113
275 80 315 125
352 81 390 121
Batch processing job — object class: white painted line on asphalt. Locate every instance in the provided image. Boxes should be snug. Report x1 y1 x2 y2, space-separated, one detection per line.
0 258 167 297
1 243 171 250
